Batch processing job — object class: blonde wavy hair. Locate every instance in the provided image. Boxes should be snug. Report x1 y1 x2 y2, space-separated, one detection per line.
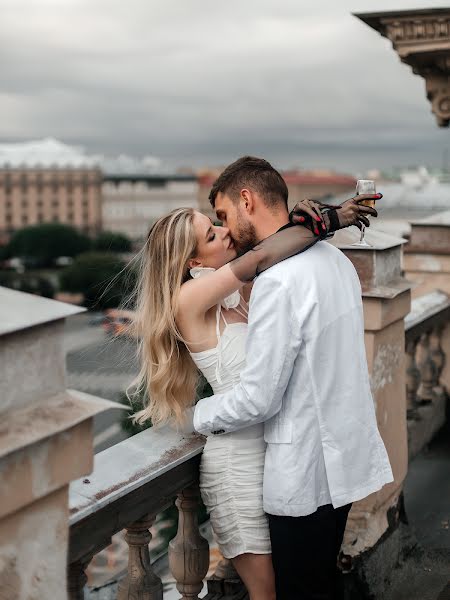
130 207 199 427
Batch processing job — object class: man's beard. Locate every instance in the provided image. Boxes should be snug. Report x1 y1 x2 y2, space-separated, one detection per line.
233 216 258 256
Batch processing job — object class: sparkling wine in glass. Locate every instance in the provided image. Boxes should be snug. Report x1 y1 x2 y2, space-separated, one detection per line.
352 179 376 247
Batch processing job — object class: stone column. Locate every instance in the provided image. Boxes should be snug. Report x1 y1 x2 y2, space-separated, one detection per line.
329 228 411 591
403 210 450 299
0 287 118 600
403 211 450 389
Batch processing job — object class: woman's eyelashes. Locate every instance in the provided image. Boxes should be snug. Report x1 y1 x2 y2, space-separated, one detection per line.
209 233 216 242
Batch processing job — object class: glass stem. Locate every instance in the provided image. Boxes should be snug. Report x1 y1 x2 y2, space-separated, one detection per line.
360 224 366 243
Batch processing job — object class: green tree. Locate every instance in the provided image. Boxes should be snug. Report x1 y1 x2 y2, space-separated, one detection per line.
59 251 136 309
0 244 11 262
7 223 91 267
0 272 55 298
93 231 132 253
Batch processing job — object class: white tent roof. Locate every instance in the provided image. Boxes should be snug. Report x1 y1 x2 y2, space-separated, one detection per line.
0 137 100 168
0 138 163 174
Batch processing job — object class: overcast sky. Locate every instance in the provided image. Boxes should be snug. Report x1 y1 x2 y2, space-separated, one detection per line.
1 0 448 173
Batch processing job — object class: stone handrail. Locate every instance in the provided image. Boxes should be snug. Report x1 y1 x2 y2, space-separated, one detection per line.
68 427 212 599
404 290 450 458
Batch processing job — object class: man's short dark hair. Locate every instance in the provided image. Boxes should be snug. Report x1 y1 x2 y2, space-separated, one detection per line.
209 156 288 211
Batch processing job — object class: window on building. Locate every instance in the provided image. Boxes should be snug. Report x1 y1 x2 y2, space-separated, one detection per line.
21 198 28 208
52 215 59 223
37 200 43 208
52 199 59 208
22 215 28 225
37 213 43 223
5 214 12 224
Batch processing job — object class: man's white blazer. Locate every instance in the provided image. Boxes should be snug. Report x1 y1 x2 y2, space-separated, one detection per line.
194 241 393 517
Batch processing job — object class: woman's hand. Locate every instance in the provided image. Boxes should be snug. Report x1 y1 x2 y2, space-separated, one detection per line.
331 194 381 230
290 194 381 232
289 199 328 236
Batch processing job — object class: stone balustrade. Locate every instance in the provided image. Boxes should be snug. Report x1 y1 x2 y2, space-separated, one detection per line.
67 231 449 600
405 290 450 459
68 427 244 599
68 294 449 598
67 294 449 600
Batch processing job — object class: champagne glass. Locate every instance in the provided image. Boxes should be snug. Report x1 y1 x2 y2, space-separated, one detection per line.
351 179 376 247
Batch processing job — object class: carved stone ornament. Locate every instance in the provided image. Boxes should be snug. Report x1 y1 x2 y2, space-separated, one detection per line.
354 9 450 127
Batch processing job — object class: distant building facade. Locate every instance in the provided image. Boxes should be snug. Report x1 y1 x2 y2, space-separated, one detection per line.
198 169 356 219
0 138 103 243
0 167 102 243
102 174 198 241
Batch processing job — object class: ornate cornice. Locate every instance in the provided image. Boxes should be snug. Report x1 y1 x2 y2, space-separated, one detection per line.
384 15 450 48
355 8 450 127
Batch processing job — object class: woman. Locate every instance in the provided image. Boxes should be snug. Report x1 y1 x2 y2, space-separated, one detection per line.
131 199 368 600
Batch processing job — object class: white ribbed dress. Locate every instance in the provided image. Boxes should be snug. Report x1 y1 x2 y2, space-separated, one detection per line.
189 305 271 559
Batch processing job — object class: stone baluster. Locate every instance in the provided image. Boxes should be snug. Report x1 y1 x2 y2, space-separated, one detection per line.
168 485 210 600
405 337 421 418
416 332 437 403
117 515 163 600
429 325 446 396
67 554 93 600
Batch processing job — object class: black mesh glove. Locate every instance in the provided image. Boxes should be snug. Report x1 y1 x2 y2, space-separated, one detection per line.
290 194 381 233
288 199 329 238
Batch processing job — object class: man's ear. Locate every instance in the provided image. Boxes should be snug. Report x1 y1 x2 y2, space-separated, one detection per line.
240 188 256 215
187 257 202 270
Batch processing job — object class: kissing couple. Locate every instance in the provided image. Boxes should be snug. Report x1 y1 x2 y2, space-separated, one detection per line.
131 156 393 600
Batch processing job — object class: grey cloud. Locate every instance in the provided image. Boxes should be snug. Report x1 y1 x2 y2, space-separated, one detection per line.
0 0 447 172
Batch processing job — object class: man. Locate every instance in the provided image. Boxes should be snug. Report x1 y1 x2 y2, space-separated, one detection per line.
193 156 393 599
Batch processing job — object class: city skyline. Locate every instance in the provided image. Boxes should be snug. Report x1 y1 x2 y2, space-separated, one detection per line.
1 0 448 172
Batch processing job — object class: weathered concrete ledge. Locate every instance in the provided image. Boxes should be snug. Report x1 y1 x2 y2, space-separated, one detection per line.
69 428 205 562
0 285 84 337
405 289 450 331
0 288 117 600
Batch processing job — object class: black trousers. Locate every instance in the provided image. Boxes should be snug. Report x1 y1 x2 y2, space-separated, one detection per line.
267 503 352 600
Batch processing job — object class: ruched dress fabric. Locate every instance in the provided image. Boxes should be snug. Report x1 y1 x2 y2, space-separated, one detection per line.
189 304 271 559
